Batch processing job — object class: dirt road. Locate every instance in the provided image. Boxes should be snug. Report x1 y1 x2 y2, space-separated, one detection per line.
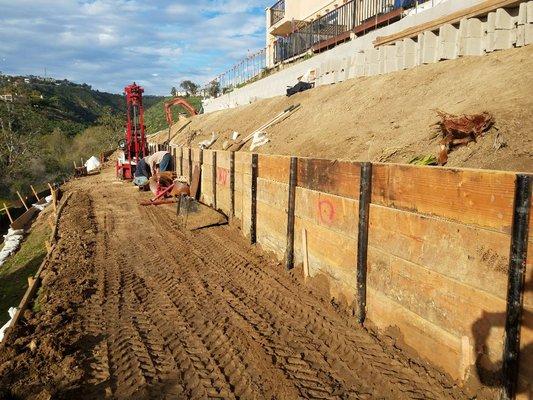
0 168 472 399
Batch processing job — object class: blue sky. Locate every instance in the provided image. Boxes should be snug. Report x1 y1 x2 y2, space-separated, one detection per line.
0 0 270 95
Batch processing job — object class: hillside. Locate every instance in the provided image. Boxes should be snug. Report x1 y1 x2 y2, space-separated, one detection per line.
144 96 202 134
166 45 533 173
0 75 164 201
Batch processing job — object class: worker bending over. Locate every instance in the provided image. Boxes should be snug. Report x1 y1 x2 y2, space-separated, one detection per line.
133 150 173 186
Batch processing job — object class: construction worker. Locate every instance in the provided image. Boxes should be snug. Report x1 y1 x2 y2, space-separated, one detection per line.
133 150 173 186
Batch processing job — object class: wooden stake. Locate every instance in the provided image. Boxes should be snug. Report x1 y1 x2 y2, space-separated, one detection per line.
302 228 309 279
73 161 77 169
3 203 13 224
16 191 29 210
52 189 57 214
30 185 40 201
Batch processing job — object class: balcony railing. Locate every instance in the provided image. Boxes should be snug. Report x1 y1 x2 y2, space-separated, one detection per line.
270 0 285 26
274 0 400 64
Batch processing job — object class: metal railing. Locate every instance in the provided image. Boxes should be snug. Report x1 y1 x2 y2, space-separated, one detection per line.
270 0 285 26
274 0 397 64
210 48 267 95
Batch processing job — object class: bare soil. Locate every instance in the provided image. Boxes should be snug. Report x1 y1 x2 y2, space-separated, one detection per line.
0 167 487 399
169 45 533 172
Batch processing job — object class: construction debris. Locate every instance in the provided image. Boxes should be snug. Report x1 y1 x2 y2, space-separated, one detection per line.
199 132 218 149
434 110 494 165
250 131 269 151
229 104 300 151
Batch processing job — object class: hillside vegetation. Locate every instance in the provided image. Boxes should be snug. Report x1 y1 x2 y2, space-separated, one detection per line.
0 74 163 202
144 96 202 134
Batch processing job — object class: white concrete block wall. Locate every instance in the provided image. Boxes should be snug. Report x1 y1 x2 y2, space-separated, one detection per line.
203 0 532 113
439 24 459 59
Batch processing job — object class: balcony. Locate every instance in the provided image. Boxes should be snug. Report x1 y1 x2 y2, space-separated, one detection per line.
270 0 285 26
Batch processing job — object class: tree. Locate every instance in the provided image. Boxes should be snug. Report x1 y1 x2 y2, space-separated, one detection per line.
208 80 221 98
180 80 199 96
170 87 177 97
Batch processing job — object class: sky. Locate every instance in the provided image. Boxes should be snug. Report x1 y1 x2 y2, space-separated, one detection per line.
0 0 270 95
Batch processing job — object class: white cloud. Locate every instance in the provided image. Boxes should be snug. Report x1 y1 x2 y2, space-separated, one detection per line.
0 0 271 94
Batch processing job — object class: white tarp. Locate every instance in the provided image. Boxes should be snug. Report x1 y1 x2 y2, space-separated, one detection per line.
84 156 101 172
0 228 24 266
0 307 18 342
32 195 53 211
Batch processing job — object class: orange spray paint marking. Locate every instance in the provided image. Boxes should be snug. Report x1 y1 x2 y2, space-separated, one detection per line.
217 168 228 186
317 199 335 225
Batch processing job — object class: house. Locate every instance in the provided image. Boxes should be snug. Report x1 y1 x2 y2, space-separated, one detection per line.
265 0 431 67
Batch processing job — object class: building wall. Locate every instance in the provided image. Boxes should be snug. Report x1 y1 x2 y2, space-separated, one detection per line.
266 0 340 67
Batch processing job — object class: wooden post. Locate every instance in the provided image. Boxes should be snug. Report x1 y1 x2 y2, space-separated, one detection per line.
501 174 531 400
30 185 40 201
179 147 183 176
73 161 77 169
3 203 13 224
188 148 193 185
356 162 372 325
285 156 298 270
48 183 57 214
16 191 28 210
250 154 258 244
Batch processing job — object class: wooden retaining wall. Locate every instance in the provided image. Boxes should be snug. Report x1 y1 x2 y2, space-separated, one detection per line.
170 145 532 394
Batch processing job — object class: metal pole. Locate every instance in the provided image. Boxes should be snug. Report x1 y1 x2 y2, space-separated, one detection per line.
357 162 372 324
250 154 258 244
285 157 298 270
501 174 531 400
230 151 235 217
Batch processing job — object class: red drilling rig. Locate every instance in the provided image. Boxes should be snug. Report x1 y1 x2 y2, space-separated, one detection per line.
116 82 147 179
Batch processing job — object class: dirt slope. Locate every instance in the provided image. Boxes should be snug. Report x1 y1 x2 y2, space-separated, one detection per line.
172 45 533 172
0 168 489 399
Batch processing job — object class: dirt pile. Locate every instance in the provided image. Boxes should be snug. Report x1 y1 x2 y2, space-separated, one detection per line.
170 45 533 172
0 168 492 399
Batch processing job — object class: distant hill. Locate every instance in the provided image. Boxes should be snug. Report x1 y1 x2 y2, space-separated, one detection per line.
0 74 164 201
0 75 163 136
144 96 203 134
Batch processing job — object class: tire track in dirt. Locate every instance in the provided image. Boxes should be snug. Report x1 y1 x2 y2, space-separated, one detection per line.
0 169 474 399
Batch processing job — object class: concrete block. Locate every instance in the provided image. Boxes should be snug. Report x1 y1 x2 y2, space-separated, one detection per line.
528 1 533 24
463 37 485 56
517 2 527 25
526 22 533 45
487 12 496 33
485 31 496 52
494 29 515 49
421 31 439 64
439 24 459 59
466 18 485 38
495 8 514 30
402 38 418 69
516 24 525 47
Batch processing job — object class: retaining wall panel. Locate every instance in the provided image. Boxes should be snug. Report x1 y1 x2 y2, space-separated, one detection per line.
297 158 361 199
371 163 516 232
368 204 510 298
295 187 359 238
